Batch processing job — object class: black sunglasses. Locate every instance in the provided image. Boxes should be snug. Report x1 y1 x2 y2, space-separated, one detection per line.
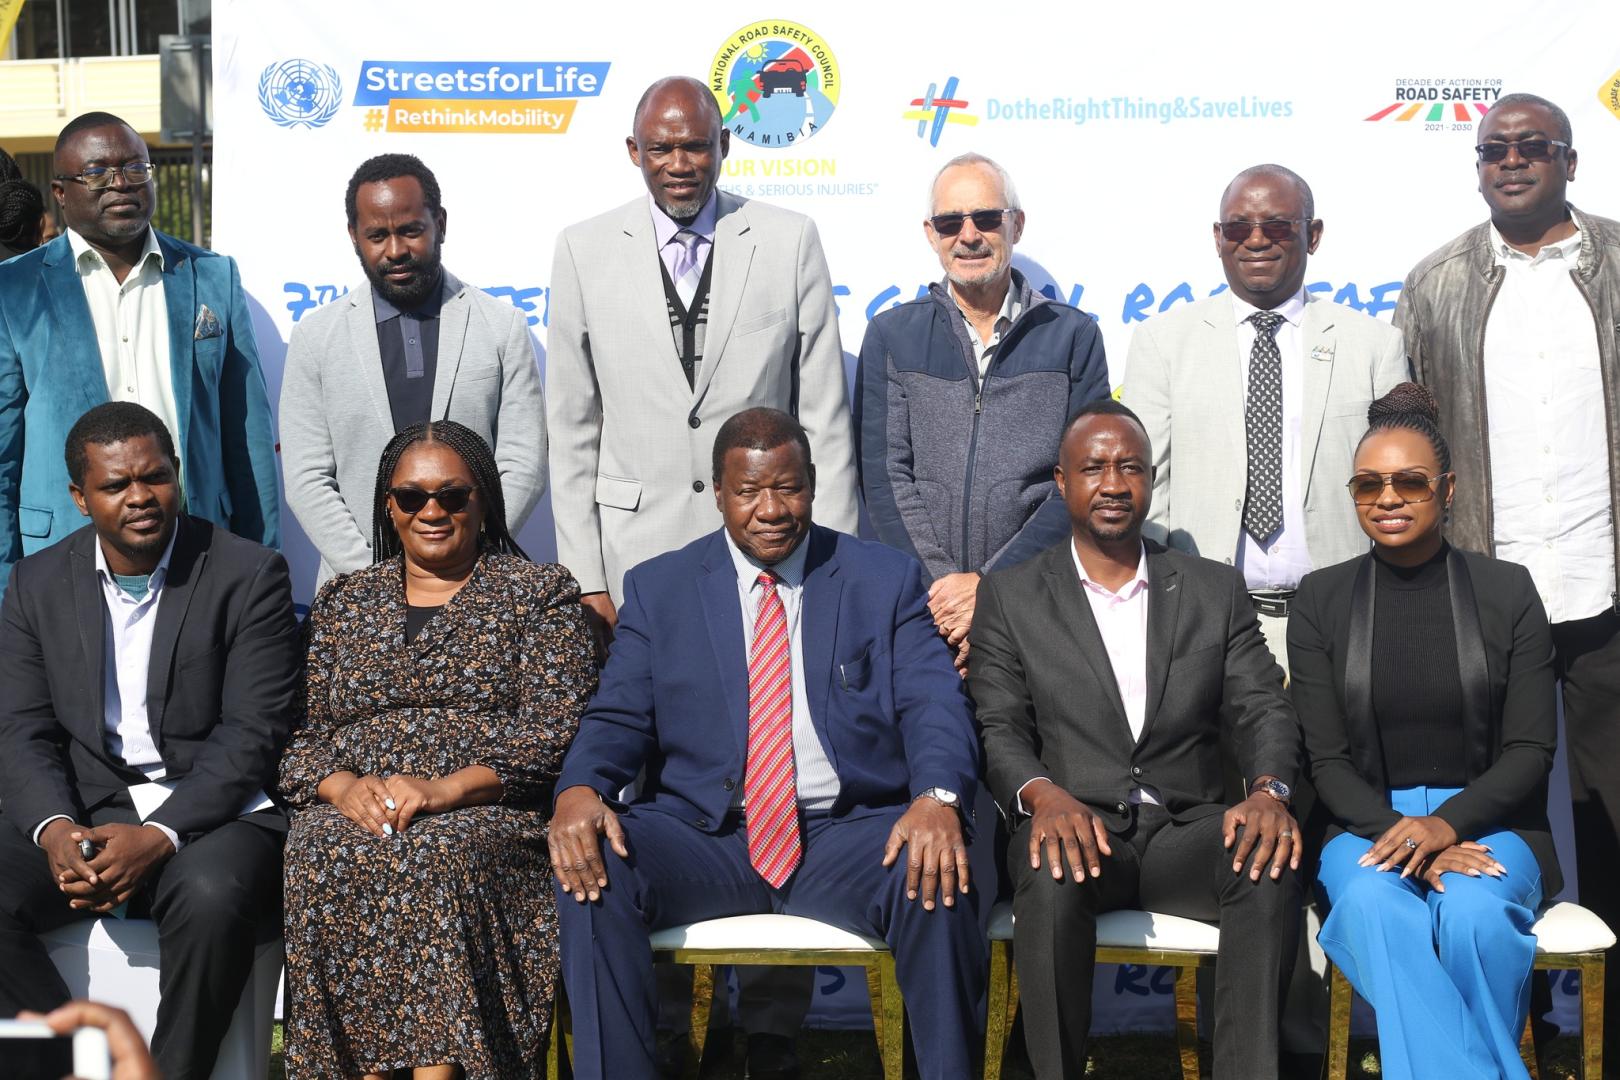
1475 139 1569 164
1216 218 1307 243
929 208 1016 236
389 485 474 514
1346 471 1448 506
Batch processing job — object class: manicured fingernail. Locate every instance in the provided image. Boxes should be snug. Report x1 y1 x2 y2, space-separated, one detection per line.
383 823 394 835
385 797 397 811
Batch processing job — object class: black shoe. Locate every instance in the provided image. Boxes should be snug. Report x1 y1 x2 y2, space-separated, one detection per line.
745 1032 801 1080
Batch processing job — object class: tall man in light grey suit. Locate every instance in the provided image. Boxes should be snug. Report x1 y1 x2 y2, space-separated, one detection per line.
280 154 545 586
546 75 858 1078
1120 164 1405 1076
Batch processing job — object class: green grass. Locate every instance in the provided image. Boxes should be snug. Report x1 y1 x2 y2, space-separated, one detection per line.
268 1024 1587 1078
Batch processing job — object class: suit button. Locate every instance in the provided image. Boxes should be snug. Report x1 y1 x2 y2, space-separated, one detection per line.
1115 801 1128 814
695 818 709 829
692 480 705 492
1234 498 1243 511
689 416 702 429
723 778 735 791
1131 766 1142 777
1224 557 1233 565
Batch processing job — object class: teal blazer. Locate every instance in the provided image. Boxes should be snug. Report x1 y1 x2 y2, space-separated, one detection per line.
0 231 279 595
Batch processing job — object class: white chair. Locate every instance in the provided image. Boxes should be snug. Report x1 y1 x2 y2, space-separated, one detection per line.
983 899 1220 1080
40 918 284 1080
1325 900 1615 1080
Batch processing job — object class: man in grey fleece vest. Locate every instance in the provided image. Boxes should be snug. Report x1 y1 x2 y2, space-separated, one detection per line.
855 153 1109 674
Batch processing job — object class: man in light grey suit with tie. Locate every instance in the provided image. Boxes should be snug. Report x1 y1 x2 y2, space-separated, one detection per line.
546 75 859 1078
547 75 859 635
1121 164 1405 1077
280 154 546 586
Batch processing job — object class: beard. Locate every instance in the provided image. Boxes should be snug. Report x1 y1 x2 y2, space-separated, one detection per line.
359 239 444 309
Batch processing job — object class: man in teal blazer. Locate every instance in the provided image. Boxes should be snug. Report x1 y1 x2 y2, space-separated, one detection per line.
0 112 278 597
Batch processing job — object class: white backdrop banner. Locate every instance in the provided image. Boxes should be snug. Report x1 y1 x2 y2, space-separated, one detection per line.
213 0 1619 1034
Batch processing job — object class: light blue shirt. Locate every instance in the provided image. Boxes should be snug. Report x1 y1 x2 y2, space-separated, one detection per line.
723 530 841 810
649 191 718 283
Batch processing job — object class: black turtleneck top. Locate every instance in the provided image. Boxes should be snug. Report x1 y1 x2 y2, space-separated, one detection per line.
1372 544 1469 788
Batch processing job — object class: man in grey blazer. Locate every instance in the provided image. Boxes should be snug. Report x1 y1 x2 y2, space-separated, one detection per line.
1121 164 1406 671
547 75 859 633
280 154 546 586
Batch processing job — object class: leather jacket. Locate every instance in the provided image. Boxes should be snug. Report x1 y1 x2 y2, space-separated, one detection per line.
1393 205 1620 615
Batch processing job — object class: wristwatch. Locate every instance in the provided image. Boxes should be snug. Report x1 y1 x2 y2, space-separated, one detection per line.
917 788 960 809
1251 777 1292 804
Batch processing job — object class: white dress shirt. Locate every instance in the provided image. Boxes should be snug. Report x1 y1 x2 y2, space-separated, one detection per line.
1230 290 1314 592
68 227 181 470
950 279 1022 379
724 531 841 810
1483 224 1616 623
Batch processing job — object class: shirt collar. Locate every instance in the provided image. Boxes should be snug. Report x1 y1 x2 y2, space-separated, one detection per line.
1490 220 1583 267
1070 540 1150 600
723 527 810 590
649 191 719 250
68 226 164 274
949 277 1021 333
94 525 178 598
372 270 448 323
1229 288 1306 329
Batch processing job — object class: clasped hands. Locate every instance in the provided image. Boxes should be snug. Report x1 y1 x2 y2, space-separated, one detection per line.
39 818 174 914
321 772 454 836
928 571 980 675
549 785 971 910
1023 779 1301 882
1358 814 1508 892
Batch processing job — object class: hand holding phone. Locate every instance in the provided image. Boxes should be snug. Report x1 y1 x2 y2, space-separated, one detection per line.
13 1000 158 1080
0 1018 110 1080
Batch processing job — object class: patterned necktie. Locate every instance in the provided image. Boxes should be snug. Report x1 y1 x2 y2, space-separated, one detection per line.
669 229 704 308
1243 310 1286 544
744 571 802 888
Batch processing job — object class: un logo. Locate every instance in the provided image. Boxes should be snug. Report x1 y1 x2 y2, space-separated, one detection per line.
258 59 343 130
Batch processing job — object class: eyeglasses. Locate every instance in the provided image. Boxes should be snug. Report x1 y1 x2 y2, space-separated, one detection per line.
1474 139 1569 164
1216 218 1307 243
1345 471 1448 506
388 486 474 514
53 162 155 191
929 208 1016 236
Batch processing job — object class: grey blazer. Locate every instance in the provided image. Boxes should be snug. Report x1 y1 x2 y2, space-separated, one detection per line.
546 192 859 602
1121 292 1408 573
279 269 546 585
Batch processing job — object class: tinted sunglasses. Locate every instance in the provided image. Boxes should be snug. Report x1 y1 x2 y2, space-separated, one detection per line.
1346 471 1447 506
389 485 474 514
929 208 1016 236
1216 218 1306 243
1474 139 1569 164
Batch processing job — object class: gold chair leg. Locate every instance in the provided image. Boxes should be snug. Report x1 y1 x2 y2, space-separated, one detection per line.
984 941 1010 1080
1582 955 1606 1080
866 954 905 1080
546 984 568 1080
1325 963 1352 1080
1173 964 1200 1080
686 964 715 1080
1520 1010 1541 1078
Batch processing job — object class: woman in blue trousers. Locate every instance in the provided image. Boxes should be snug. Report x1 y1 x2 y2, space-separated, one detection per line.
1287 383 1560 1080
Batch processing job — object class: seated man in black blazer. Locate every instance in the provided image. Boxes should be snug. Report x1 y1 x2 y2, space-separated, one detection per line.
0 402 299 1080
970 399 1303 1079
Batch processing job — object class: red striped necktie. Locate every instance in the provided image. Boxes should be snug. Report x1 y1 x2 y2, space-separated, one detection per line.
745 570 802 887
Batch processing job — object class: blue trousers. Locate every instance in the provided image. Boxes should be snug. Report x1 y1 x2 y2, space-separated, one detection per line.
1316 786 1543 1080
555 804 985 1080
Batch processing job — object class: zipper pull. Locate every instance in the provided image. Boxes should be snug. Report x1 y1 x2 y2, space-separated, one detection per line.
974 391 982 415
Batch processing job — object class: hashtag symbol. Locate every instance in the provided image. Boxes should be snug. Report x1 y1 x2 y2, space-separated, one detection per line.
363 109 385 132
906 76 972 147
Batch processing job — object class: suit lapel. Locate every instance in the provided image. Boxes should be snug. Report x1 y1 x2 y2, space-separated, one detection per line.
798 528 842 773
346 285 396 434
144 521 205 741
1343 556 1385 782
1298 298 1336 501
1041 547 1130 739
1139 550 1180 746
619 200 690 398
697 535 752 755
158 235 196 454
42 238 110 412
693 194 755 404
69 533 108 749
1446 549 1493 777
429 273 469 419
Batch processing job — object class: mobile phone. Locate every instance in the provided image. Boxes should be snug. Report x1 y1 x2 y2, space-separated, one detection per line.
0 1019 112 1080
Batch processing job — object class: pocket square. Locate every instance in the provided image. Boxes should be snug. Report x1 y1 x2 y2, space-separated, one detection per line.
193 304 222 340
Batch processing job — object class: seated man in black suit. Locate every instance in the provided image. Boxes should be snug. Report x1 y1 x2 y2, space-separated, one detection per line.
0 402 299 1080
970 399 1302 1079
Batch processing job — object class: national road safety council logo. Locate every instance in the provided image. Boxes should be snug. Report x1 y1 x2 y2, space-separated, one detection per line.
710 21 839 148
258 59 343 129
1601 68 1620 123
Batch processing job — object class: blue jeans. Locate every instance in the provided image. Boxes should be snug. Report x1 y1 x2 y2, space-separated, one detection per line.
1316 785 1543 1080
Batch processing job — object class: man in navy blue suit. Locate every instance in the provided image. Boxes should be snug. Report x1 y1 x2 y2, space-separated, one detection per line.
551 407 985 1080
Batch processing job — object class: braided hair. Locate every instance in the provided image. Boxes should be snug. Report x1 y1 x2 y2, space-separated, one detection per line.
1360 381 1452 473
0 149 44 257
370 420 529 562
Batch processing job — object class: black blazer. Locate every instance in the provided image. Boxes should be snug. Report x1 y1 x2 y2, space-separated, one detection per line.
1287 546 1561 894
970 538 1299 832
0 517 301 840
